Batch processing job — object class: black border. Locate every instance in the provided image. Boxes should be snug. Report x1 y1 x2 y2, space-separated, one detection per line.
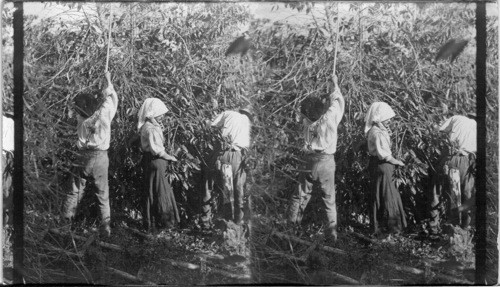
10 1 492 285
475 2 487 285
12 1 24 284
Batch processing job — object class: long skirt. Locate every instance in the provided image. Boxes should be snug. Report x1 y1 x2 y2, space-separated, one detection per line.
369 157 407 234
143 153 180 230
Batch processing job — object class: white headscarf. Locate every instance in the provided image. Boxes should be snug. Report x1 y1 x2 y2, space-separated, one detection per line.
137 98 169 132
364 102 395 135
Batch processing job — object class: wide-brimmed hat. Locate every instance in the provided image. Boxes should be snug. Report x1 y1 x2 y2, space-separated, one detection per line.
466 112 477 119
239 105 254 118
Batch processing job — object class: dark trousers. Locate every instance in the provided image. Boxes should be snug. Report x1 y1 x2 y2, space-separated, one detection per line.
2 151 13 226
63 150 111 225
202 149 246 226
430 152 475 230
288 153 337 233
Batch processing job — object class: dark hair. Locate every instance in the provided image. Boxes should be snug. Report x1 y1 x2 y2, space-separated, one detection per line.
466 112 477 120
3 112 14 119
73 91 103 118
300 96 330 122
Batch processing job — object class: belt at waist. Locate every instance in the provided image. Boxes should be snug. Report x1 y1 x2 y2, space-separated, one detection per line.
79 149 107 154
369 156 389 164
224 147 247 152
306 152 334 160
143 152 161 160
452 151 475 157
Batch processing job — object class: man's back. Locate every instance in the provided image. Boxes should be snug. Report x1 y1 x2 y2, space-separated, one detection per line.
212 111 251 150
439 115 477 154
2 116 14 152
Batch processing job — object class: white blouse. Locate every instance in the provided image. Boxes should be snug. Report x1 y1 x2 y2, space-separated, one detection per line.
367 124 392 160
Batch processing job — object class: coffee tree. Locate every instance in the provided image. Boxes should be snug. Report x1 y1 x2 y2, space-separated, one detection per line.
248 2 497 224
19 3 253 227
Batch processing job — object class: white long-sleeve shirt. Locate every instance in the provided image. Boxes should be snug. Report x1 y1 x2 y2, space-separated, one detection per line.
303 88 345 154
140 121 166 157
439 115 477 154
212 111 251 150
76 86 118 150
2 116 14 152
367 124 392 160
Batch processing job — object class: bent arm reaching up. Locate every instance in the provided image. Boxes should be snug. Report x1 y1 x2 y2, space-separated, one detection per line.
103 72 119 113
328 74 345 125
104 72 118 106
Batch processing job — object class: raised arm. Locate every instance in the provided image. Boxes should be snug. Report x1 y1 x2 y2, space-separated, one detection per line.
328 74 345 125
103 71 118 109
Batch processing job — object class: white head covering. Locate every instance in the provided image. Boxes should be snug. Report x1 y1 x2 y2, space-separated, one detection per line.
137 98 169 132
364 102 395 135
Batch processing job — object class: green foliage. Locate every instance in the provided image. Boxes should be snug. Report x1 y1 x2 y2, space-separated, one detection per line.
249 3 498 229
20 3 252 223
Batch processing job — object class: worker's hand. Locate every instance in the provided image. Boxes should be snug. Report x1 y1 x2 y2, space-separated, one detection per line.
389 156 405 167
332 74 338 86
205 119 212 129
162 154 178 162
432 124 440 132
302 143 312 153
105 71 112 84
395 159 405 167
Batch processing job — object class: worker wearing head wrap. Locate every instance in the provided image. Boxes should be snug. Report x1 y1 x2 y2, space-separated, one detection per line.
2 112 14 226
138 98 179 232
62 72 118 237
288 74 345 242
429 113 476 233
365 102 407 237
201 104 254 228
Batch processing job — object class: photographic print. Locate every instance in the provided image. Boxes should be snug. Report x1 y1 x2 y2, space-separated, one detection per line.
1 1 498 285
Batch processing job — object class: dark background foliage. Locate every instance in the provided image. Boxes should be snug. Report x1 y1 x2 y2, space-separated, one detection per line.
1 2 498 284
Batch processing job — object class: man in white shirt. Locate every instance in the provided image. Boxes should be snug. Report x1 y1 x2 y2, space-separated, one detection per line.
63 72 118 237
439 114 477 155
288 74 344 242
201 105 253 227
2 113 14 152
2 112 14 226
429 113 476 232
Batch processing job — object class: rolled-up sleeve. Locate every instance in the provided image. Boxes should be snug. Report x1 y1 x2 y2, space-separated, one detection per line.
439 117 453 133
211 112 226 128
328 89 345 126
100 97 118 124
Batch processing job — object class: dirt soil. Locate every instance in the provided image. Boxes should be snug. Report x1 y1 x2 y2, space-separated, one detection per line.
27 216 252 285
250 215 475 285
16 205 475 285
